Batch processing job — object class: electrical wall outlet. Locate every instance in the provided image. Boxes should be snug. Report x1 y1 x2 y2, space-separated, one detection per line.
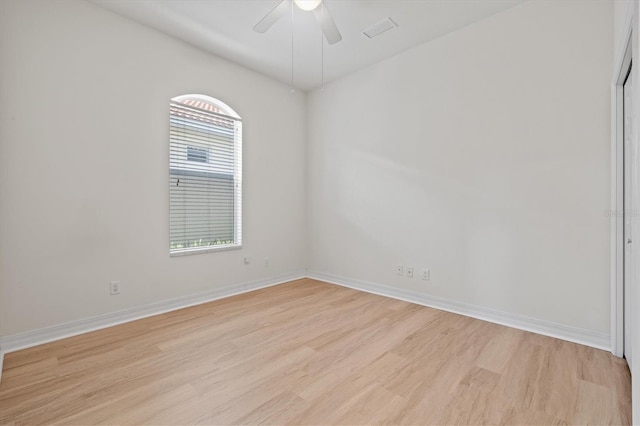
244 256 251 265
110 281 120 295
395 265 403 276
406 266 414 278
422 269 430 281
264 257 271 268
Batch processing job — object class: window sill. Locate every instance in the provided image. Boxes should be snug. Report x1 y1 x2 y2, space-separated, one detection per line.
170 243 242 257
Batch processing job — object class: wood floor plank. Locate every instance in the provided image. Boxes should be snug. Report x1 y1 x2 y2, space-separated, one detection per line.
430 366 502 425
575 379 622 425
0 279 630 425
232 391 309 425
475 326 523 374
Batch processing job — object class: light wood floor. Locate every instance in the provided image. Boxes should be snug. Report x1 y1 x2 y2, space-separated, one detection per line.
0 279 631 425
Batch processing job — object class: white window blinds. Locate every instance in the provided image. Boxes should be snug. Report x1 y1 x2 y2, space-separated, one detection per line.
169 97 242 255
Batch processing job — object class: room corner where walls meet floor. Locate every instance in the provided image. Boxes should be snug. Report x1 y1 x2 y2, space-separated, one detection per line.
0 271 612 382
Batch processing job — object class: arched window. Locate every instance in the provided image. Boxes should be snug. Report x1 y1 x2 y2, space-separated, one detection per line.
169 94 242 254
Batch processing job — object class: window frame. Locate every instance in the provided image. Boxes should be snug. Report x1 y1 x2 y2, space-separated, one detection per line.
169 94 242 256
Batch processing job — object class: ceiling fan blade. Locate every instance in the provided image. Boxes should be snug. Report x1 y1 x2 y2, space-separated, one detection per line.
313 3 342 45
253 0 289 33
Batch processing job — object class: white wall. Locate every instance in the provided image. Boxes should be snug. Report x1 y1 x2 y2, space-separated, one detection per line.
307 0 613 334
0 0 617 347
0 0 307 336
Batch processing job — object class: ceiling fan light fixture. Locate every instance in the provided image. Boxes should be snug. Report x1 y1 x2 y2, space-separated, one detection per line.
294 0 321 12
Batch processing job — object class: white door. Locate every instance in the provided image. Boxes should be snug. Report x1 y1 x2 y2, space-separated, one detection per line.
624 63 633 368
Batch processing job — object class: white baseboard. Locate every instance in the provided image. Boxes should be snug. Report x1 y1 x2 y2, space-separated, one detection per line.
0 269 611 362
307 271 611 351
0 271 306 355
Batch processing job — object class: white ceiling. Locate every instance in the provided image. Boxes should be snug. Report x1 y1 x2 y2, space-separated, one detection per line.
91 0 525 91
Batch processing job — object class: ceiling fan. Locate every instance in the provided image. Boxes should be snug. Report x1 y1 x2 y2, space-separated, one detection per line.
253 0 342 45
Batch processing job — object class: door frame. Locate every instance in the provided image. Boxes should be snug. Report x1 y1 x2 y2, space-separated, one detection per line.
612 8 634 358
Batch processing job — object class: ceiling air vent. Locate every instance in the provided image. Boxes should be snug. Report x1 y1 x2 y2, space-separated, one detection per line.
363 17 398 39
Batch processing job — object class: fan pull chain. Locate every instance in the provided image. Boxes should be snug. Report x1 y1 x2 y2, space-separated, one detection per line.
321 2 324 93
291 0 295 93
